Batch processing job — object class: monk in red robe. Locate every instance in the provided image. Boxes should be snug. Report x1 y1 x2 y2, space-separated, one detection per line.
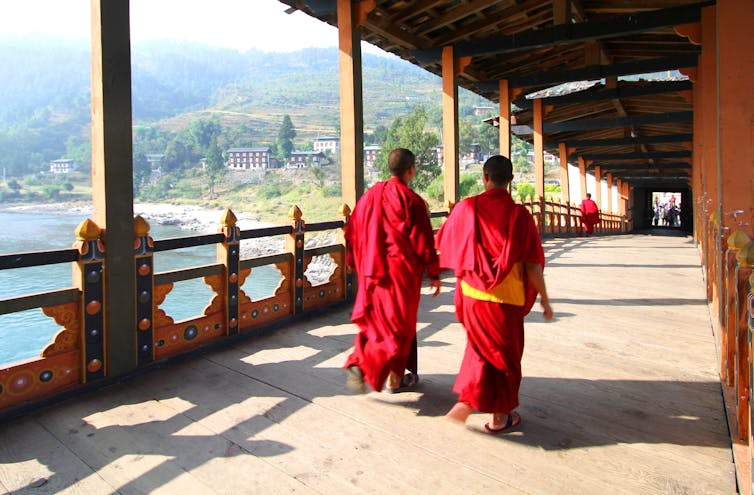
344 148 441 394
580 193 600 235
436 155 553 433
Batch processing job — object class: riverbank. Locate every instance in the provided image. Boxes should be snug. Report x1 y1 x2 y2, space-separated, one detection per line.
0 201 271 233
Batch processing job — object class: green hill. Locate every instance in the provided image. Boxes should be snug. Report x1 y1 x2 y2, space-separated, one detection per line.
0 37 492 179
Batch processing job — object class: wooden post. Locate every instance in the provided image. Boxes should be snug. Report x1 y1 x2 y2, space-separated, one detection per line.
133 215 155 366
558 142 570 205
338 203 355 301
338 0 364 211
217 210 241 336
594 165 603 212
606 172 614 214
73 219 106 383
533 98 545 200
286 205 306 314
442 46 460 204
90 0 136 376
499 80 511 159
578 156 587 201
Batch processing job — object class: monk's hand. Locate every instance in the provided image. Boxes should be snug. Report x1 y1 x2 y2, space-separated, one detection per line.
429 278 442 297
541 298 554 321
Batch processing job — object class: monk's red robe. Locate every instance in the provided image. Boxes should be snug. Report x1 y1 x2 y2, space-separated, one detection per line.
344 177 439 392
580 198 600 234
436 188 544 413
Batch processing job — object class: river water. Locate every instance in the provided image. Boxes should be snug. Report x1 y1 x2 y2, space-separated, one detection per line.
0 211 282 365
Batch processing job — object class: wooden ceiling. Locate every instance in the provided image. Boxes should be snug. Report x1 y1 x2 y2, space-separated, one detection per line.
279 0 710 188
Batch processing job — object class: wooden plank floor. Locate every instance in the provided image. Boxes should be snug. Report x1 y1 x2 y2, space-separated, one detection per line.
0 234 736 494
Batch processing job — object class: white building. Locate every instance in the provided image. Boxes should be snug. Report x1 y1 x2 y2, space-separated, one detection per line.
49 159 75 174
226 147 272 169
312 137 339 155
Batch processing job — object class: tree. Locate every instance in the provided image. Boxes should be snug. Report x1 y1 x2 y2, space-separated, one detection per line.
310 165 325 188
204 139 226 198
188 118 222 151
7 179 21 192
133 152 151 196
375 105 440 192
277 115 296 160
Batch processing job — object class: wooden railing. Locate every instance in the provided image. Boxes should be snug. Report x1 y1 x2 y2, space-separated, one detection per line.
0 206 353 416
0 199 633 417
519 196 627 235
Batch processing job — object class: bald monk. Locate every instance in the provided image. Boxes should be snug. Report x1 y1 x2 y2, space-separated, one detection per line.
580 193 600 235
436 155 553 433
344 148 441 394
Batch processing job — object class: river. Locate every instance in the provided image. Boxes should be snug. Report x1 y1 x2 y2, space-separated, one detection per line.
0 211 282 365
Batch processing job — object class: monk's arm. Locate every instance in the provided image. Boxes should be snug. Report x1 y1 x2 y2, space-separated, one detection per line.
525 263 553 320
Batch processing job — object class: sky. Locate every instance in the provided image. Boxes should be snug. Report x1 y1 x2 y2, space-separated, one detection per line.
0 0 385 54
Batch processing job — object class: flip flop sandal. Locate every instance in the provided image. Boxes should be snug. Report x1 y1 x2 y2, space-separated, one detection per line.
484 411 521 434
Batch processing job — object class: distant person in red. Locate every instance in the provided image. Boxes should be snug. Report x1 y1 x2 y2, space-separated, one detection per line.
436 155 553 434
580 193 600 235
344 148 441 394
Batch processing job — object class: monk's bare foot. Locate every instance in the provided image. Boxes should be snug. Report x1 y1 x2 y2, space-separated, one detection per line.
386 371 401 390
445 402 473 424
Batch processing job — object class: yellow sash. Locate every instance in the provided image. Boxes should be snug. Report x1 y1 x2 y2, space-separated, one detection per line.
460 263 525 306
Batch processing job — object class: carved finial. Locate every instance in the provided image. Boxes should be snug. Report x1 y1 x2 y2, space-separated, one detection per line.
710 210 720 227
338 203 352 217
74 219 101 241
736 241 754 266
727 230 751 250
133 215 151 237
445 199 456 210
288 205 303 221
221 209 237 227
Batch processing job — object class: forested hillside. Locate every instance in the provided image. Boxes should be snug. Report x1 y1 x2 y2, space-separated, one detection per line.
0 36 490 178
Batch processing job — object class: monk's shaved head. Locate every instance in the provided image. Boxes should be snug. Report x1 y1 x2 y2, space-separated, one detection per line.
388 148 416 177
483 155 514 186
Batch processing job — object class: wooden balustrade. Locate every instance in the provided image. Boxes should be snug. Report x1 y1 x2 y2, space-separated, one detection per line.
0 205 352 417
519 196 625 236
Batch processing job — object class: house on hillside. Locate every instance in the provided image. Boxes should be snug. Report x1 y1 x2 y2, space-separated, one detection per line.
461 143 482 163
473 105 494 116
364 145 381 169
287 151 325 169
49 159 75 174
226 147 273 170
312 137 339 155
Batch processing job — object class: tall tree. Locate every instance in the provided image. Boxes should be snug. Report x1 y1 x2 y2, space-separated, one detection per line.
375 105 440 192
204 139 226 198
277 114 296 160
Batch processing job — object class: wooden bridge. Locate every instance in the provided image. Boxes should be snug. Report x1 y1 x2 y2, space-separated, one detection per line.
0 232 737 494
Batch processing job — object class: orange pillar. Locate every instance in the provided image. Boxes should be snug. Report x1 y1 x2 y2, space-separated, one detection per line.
499 80 511 159
606 172 614 214
578 156 587 200
558 142 570 205
442 46 459 204
338 0 365 210
718 1 754 243
533 98 545 199
701 6 719 311
594 165 602 211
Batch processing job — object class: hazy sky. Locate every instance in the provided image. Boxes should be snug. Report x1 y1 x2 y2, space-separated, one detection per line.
0 0 384 54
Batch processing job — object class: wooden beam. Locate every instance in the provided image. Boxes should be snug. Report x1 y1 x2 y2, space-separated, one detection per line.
512 111 693 134
553 0 571 25
579 150 692 161
594 163 692 170
412 2 711 61
513 80 693 109
91 0 136 376
477 55 698 93
338 0 365 209
552 133 693 148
